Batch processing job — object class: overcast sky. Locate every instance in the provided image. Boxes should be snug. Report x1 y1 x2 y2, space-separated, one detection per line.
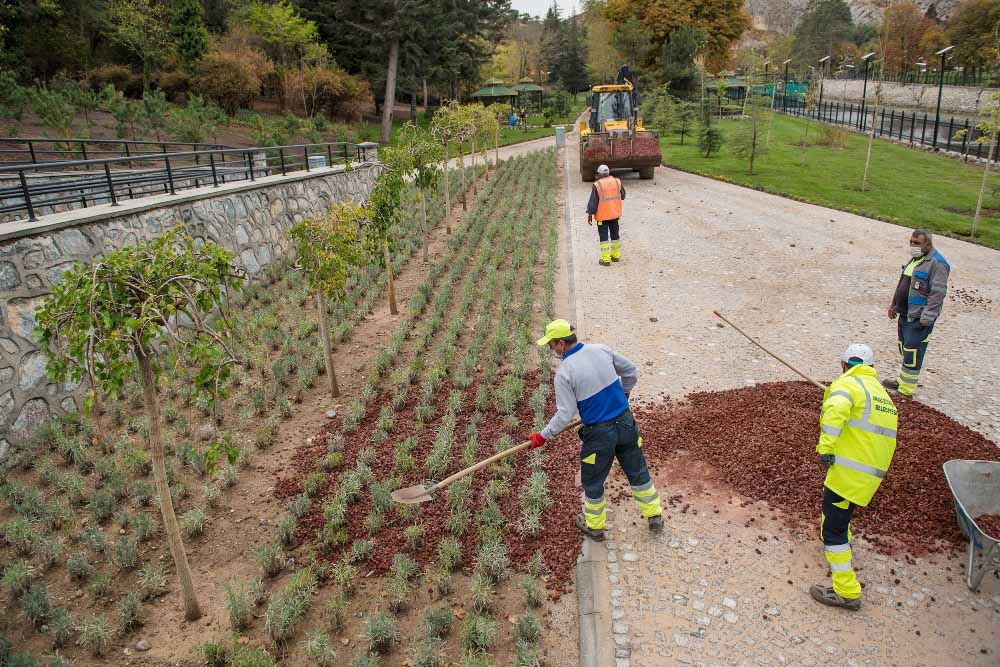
510 0 578 19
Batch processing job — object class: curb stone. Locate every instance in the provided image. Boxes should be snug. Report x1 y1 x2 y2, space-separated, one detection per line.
577 535 615 667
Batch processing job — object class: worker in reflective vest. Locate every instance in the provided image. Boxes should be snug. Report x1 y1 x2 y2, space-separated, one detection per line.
884 228 951 398
528 319 663 542
586 164 626 266
811 343 898 612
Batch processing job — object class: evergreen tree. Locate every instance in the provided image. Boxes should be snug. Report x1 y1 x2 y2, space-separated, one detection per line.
558 12 589 92
171 0 210 66
540 3 563 85
662 26 704 100
791 0 854 70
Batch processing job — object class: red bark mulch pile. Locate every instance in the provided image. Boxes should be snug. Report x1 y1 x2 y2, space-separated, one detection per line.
974 514 1000 541
275 371 584 597
632 381 999 557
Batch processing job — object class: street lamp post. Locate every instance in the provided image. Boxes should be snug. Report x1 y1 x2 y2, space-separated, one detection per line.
818 56 831 118
782 59 792 113
933 45 955 149
859 52 876 130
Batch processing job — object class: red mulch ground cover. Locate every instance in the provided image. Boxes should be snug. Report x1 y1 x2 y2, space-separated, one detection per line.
275 371 584 597
631 381 999 557
974 514 1000 540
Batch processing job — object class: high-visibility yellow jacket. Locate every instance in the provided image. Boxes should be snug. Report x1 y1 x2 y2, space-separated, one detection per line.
816 364 898 507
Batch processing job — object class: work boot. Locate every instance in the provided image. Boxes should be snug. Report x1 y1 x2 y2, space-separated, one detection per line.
882 379 900 392
599 258 611 267
648 514 664 532
809 583 861 611
610 255 621 262
575 513 605 542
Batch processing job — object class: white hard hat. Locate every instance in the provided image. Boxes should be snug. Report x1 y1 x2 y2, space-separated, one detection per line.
843 343 874 366
597 164 610 176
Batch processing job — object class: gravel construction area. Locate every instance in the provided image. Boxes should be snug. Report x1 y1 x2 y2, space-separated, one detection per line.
557 131 1000 666
631 382 999 557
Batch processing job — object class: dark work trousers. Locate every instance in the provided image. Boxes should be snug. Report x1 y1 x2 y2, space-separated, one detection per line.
820 486 862 599
596 218 620 242
579 409 661 529
896 316 934 396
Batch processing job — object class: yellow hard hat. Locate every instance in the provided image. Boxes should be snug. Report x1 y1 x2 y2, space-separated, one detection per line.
536 319 574 346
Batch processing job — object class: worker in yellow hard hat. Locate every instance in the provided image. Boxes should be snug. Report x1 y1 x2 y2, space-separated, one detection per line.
528 319 663 541
811 343 898 611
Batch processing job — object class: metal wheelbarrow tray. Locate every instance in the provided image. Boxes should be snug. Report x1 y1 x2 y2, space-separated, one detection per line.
942 459 1000 591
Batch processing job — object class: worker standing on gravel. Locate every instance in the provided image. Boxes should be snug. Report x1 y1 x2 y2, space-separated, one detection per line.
587 164 626 266
527 319 663 541
811 343 898 612
884 229 951 398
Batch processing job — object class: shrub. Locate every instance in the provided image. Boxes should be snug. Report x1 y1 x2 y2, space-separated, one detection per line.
118 592 143 634
153 70 191 101
353 652 382 667
290 494 311 519
223 579 255 629
409 637 445 667
331 558 356 596
18 583 51 628
114 536 139 570
134 480 154 505
520 575 544 608
514 612 541 643
89 573 112 600
527 551 546 577
88 491 116 523
423 606 453 639
87 65 141 97
462 613 497 653
182 509 207 538
470 572 495 613
50 606 73 648
363 612 397 654
437 537 462 571
139 563 168 599
66 553 93 580
200 641 229 667
349 539 373 563
475 541 510 584
4 518 35 556
385 574 413 613
231 646 276 667
256 542 285 578
277 515 297 546
321 452 343 471
389 554 418 581
404 523 426 551
514 638 542 667
300 630 337 666
204 483 221 509
76 615 112 656
134 512 157 542
325 592 347 630
304 472 327 497
2 560 32 597
264 568 317 645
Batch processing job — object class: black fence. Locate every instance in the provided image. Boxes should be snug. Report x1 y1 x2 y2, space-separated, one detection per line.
0 137 228 167
0 142 377 223
774 93 999 163
836 67 1000 88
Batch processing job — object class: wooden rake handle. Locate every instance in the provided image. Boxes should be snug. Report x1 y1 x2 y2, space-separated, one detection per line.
713 310 827 390
427 419 583 496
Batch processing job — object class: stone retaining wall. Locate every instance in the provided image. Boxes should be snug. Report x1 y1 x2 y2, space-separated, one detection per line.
0 164 378 452
820 79 995 118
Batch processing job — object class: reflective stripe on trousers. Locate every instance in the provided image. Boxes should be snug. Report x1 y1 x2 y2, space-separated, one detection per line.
583 493 607 530
821 487 861 600
630 480 662 519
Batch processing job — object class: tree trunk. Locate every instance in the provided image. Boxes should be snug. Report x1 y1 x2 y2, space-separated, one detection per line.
423 78 428 108
314 290 339 398
136 346 201 621
861 105 878 192
494 126 500 168
972 107 1000 239
383 242 398 315
381 35 400 144
443 139 451 234
460 152 467 212
410 90 417 121
420 189 429 263
471 135 478 195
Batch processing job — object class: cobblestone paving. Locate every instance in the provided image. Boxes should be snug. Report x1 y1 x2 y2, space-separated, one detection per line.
560 143 1000 666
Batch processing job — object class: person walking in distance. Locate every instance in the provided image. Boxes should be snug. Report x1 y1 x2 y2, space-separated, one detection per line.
527 320 663 541
884 229 951 398
811 344 898 611
587 164 626 266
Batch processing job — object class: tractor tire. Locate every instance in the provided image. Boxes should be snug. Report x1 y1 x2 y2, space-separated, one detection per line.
638 167 655 180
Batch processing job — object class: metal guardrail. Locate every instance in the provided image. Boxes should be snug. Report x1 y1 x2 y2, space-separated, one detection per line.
835 67 1000 88
0 137 228 166
0 142 377 223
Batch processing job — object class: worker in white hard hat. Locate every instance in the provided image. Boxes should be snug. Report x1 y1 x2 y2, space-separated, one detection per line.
586 164 626 266
811 343 898 612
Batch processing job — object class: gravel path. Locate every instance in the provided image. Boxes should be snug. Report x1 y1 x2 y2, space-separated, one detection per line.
557 139 1000 666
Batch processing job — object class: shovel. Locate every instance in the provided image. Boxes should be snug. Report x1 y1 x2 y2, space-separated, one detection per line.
391 419 582 504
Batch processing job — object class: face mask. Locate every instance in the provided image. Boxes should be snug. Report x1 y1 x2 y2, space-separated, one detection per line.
909 246 924 258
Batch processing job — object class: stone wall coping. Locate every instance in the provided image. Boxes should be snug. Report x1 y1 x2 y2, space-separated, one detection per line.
0 162 375 243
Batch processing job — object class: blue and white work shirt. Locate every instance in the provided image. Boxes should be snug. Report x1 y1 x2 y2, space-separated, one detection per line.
540 343 638 440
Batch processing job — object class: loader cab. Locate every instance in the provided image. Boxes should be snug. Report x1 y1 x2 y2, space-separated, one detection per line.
588 85 635 133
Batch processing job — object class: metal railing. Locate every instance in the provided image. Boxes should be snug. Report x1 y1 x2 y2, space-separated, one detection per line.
835 66 1000 88
0 142 377 223
0 137 228 167
773 94 999 163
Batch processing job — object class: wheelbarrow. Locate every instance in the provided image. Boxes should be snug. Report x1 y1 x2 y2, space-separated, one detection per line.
942 459 1000 591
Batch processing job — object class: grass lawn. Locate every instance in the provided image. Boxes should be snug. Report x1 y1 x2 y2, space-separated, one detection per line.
661 113 1000 250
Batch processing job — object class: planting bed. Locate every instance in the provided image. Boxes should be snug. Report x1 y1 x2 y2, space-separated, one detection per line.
630 381 999 557
266 149 574 666
0 161 487 666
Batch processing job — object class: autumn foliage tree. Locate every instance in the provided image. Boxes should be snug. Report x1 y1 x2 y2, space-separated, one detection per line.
36 228 244 622
289 204 364 398
366 146 412 315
